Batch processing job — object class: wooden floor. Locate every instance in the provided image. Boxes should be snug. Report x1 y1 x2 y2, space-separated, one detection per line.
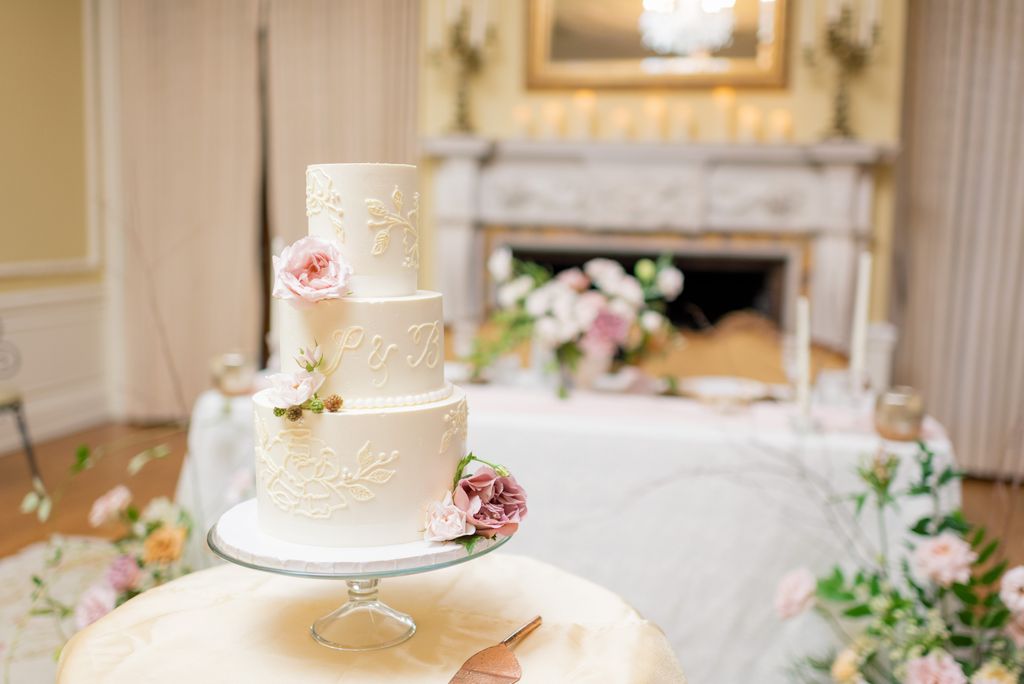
0 424 187 558
1 423 1022 566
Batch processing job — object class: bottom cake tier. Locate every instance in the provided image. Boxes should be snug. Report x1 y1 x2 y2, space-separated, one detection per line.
252 386 468 547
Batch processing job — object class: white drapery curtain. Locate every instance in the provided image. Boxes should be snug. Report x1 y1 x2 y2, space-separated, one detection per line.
895 0 1024 475
116 0 262 420
110 0 420 419
266 0 421 246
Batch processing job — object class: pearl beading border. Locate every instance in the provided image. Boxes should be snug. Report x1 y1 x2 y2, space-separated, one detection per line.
341 383 454 409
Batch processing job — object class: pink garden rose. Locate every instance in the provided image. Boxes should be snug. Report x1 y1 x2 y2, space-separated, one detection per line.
912 533 977 587
999 566 1024 613
579 305 631 360
272 236 352 304
74 582 117 630
453 466 528 538
106 555 141 592
556 267 590 292
88 485 132 528
904 652 967 684
774 567 816 620
423 491 474 542
267 369 324 408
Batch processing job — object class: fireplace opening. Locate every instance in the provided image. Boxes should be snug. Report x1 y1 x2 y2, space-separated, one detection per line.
509 248 788 331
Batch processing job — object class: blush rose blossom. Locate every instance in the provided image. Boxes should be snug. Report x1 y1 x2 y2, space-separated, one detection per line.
423 491 474 542
904 652 967 684
774 567 816 619
555 267 590 292
912 533 977 587
656 266 685 300
88 485 132 528
272 236 352 304
267 369 325 408
106 555 141 592
453 466 528 538
74 582 117 630
999 566 1024 613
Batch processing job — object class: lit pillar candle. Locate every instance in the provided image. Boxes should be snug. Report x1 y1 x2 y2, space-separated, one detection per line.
796 296 812 419
766 109 793 143
537 101 565 139
606 106 633 141
638 96 667 141
710 87 737 141
568 90 596 140
512 103 534 139
849 250 873 393
736 105 762 143
668 103 694 141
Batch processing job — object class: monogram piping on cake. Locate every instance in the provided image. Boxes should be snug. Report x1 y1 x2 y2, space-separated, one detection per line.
367 335 398 387
366 185 420 268
257 411 398 519
305 168 345 243
407 321 441 369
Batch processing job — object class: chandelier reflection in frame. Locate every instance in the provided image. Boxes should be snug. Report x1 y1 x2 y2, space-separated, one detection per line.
639 0 737 56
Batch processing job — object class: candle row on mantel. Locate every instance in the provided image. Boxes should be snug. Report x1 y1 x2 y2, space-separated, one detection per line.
513 94 794 144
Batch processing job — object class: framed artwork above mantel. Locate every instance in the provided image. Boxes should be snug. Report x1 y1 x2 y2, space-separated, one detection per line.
526 0 789 89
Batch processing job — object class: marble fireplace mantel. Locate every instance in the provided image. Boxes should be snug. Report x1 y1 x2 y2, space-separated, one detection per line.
423 136 896 350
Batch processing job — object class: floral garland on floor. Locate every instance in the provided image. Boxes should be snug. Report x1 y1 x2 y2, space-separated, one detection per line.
777 442 1024 684
422 453 527 553
469 248 684 397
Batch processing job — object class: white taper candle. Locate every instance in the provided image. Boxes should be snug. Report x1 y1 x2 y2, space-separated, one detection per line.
849 251 873 393
796 296 812 419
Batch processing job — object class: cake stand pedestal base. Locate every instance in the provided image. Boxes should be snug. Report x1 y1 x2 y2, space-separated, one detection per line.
206 499 509 652
311 578 416 651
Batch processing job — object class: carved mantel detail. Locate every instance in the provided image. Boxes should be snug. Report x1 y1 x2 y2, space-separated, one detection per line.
423 137 896 351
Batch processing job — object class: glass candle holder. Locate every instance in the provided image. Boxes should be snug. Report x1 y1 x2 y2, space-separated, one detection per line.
211 352 255 396
874 386 925 441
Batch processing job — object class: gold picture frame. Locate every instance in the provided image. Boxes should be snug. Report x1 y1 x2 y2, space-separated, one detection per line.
527 0 789 89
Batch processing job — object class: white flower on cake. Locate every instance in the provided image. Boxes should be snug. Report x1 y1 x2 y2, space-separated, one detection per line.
423 491 474 542
487 246 513 283
294 343 323 372
267 369 325 409
273 236 352 305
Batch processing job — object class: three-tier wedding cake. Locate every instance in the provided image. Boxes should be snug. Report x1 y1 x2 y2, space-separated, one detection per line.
253 163 468 548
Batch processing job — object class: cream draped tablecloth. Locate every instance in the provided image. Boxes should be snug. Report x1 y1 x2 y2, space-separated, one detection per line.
56 553 687 683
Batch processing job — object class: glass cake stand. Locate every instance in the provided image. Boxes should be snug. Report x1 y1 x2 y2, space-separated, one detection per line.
206 499 508 652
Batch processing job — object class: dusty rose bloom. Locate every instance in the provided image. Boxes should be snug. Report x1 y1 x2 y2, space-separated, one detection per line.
74 582 117 630
773 567 816 620
453 466 528 538
106 555 141 592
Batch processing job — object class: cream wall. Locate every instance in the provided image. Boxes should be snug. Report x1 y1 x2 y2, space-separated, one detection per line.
418 0 906 321
0 0 96 292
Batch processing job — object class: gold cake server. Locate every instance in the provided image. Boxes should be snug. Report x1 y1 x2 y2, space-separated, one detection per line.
448 616 542 683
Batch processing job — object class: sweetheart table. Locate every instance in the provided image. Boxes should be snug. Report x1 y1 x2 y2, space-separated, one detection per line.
177 383 956 683
56 553 687 683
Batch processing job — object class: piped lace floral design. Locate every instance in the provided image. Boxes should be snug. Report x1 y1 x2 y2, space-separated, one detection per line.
306 168 345 242
366 186 419 268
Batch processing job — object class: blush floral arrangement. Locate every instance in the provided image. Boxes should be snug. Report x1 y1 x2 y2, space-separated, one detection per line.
423 453 527 553
777 442 1024 684
470 248 684 397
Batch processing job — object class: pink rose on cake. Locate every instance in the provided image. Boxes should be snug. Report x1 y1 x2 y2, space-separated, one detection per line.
423 491 474 542
273 236 352 304
267 369 325 408
453 465 528 538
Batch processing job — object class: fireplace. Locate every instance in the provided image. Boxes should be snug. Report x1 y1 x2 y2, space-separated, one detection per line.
425 136 894 352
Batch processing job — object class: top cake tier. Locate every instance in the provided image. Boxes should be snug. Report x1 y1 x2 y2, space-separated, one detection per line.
305 163 418 297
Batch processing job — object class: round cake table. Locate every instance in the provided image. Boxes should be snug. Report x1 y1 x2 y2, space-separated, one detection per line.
56 552 687 683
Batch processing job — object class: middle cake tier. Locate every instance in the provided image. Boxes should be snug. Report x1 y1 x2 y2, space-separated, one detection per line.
278 290 447 408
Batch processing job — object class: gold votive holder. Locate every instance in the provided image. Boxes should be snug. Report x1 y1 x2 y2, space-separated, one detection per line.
874 386 925 441
211 352 255 396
